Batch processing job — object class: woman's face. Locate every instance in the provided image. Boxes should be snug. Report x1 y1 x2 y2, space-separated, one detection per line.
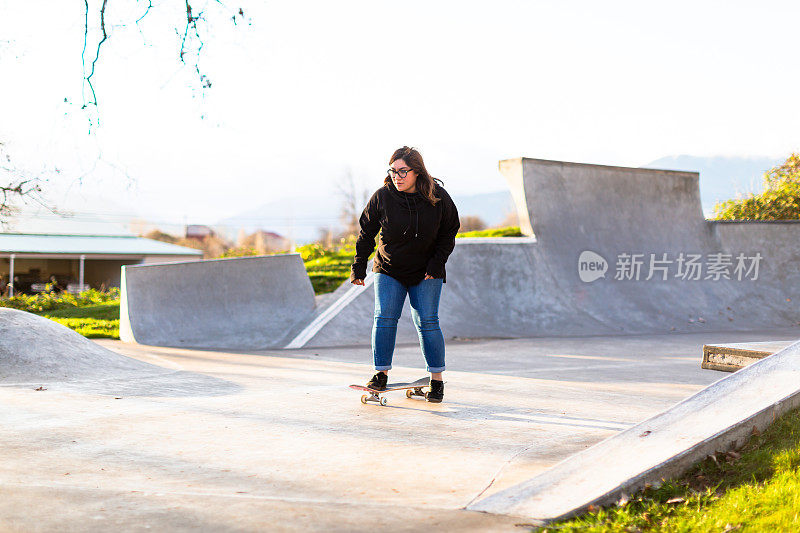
389 159 418 193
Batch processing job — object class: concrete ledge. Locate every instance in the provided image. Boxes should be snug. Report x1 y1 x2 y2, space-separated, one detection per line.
469 339 800 523
702 340 795 372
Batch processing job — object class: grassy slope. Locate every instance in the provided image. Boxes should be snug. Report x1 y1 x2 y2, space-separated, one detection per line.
541 407 800 532
40 301 121 339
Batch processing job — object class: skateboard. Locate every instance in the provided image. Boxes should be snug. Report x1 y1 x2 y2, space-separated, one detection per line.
349 377 430 406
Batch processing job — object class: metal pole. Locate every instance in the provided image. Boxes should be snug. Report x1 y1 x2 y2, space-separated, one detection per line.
79 254 85 292
8 254 14 297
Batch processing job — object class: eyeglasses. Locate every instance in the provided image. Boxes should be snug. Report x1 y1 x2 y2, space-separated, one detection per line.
387 168 412 178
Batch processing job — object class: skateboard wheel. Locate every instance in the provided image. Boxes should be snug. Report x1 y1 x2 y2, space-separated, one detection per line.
361 395 368 404
380 397 388 406
405 389 413 398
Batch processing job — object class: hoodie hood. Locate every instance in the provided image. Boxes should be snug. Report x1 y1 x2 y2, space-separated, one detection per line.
385 181 423 211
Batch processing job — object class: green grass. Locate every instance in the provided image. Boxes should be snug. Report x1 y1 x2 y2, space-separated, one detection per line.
0 287 120 313
43 317 120 339
457 226 523 238
540 407 800 532
38 301 120 339
304 253 353 295
0 289 122 339
40 302 121 339
39 301 120 320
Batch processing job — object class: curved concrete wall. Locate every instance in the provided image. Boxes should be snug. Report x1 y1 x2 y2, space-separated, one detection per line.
503 158 800 334
121 254 315 350
290 158 800 348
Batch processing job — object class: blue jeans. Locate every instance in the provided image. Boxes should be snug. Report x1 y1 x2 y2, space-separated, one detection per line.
372 273 446 373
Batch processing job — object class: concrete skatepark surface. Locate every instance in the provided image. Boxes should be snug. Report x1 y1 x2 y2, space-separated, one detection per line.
6 156 800 529
2 316 799 530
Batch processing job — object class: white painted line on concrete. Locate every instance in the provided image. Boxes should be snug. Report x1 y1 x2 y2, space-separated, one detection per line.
495 413 633 431
137 352 185 370
284 272 375 349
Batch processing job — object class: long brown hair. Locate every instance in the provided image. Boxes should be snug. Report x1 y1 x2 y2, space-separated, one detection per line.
385 146 442 205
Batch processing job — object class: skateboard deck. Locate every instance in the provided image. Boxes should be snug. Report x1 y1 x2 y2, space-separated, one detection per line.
349 377 429 406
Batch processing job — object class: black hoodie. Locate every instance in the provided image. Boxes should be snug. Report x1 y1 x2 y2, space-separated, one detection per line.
351 181 460 287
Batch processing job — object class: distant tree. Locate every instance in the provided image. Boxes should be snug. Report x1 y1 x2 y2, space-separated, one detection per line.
144 228 234 258
459 215 487 232
229 230 290 255
236 228 248 247
143 229 178 244
78 1 250 124
200 234 230 258
498 208 520 228
336 168 369 238
713 153 800 220
0 143 46 226
317 226 335 249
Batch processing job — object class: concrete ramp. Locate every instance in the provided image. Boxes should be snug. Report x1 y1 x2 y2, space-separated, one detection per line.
287 158 800 348
469 338 800 523
503 158 800 334
120 254 315 350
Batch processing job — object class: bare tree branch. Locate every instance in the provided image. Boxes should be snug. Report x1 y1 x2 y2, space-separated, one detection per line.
135 0 153 24
1 1 253 225
179 1 214 90
82 0 109 121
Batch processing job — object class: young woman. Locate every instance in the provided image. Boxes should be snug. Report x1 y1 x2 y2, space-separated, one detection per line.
351 146 460 402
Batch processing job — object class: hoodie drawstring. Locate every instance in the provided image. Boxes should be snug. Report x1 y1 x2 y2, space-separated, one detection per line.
412 196 418 237
402 194 419 238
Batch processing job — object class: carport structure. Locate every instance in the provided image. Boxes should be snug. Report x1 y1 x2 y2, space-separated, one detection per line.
1 233 202 296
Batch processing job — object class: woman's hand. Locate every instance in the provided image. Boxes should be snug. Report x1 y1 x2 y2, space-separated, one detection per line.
424 274 435 280
352 278 365 286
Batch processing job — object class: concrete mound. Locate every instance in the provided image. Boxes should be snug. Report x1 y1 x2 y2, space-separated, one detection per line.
0 308 165 383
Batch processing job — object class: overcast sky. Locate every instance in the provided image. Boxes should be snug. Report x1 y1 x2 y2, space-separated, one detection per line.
1 0 798 229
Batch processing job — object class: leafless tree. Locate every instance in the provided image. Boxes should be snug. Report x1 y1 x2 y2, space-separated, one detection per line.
81 0 250 127
336 167 369 238
0 143 47 227
459 215 487 232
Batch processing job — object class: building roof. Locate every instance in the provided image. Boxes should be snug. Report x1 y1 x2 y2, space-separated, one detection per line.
0 234 203 256
2 211 134 237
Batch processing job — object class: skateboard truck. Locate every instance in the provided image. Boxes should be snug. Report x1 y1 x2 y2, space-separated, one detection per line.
360 392 388 406
404 387 427 399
